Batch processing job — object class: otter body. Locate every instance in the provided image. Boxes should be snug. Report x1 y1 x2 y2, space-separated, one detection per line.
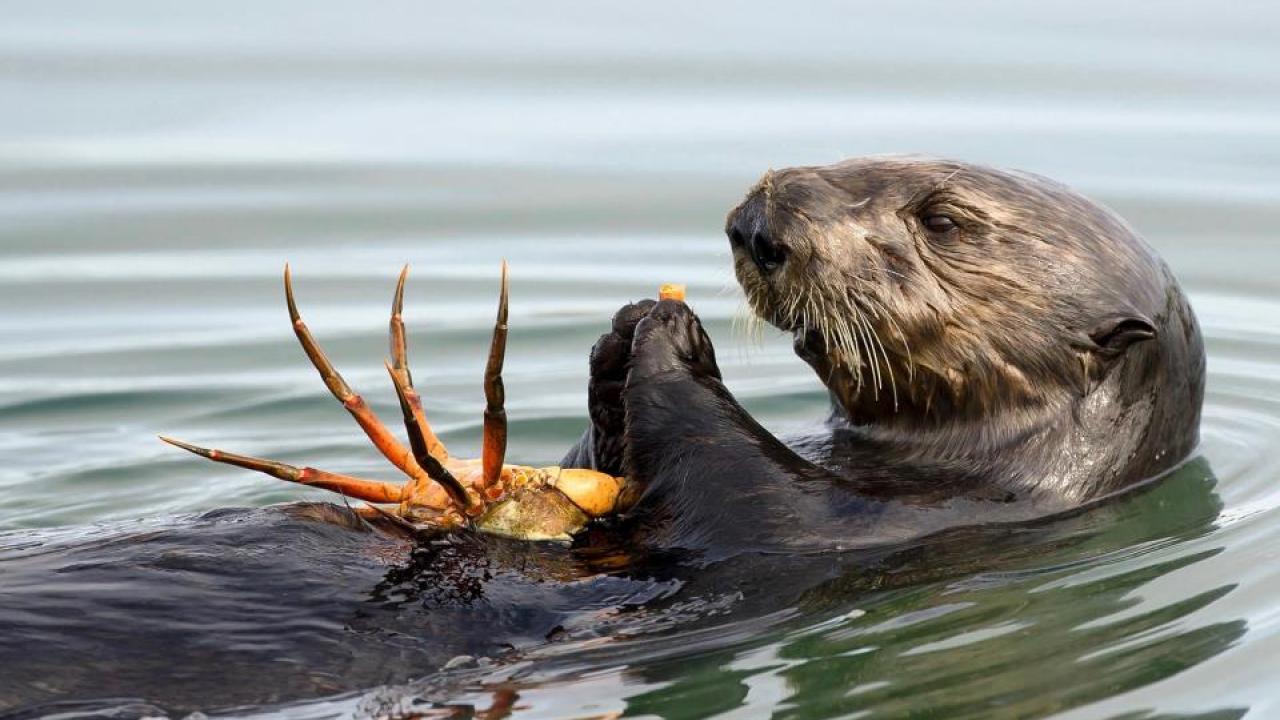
0 157 1205 714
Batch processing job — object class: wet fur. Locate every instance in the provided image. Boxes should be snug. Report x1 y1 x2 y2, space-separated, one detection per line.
725 156 1204 504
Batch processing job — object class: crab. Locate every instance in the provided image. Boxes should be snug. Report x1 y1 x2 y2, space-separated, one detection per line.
161 264 664 541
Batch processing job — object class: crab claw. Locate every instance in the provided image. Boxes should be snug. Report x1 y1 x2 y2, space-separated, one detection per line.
384 359 473 512
283 264 456 505
159 436 405 504
481 260 510 492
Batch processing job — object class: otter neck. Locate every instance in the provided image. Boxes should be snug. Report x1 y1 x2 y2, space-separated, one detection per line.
793 328 1059 427
830 366 1062 431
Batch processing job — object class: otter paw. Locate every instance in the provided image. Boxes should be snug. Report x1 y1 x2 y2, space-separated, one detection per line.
627 299 722 385
587 300 656 474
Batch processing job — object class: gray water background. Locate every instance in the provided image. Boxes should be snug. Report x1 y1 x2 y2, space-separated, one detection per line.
2 1 1280 717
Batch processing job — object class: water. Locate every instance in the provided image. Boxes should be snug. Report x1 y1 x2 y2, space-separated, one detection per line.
2 1 1279 716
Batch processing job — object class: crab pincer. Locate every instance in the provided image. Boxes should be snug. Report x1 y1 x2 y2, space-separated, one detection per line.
158 435 406 504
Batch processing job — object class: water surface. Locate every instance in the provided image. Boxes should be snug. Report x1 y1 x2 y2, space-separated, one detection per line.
2 1 1280 717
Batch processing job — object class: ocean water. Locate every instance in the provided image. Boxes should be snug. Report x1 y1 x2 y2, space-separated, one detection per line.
2 1 1280 717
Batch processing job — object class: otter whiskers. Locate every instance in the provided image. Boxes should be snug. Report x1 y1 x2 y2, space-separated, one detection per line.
742 266 910 412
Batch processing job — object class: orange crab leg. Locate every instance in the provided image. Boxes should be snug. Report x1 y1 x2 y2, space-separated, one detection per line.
283 265 432 485
159 436 405 504
388 265 450 462
480 261 509 491
384 360 474 511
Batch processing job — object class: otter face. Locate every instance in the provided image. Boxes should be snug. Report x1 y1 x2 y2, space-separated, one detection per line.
726 156 1181 429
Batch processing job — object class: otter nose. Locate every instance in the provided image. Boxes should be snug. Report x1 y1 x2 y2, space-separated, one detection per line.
727 204 787 274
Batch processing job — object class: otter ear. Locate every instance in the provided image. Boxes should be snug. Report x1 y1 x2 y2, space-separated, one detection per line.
1089 315 1156 357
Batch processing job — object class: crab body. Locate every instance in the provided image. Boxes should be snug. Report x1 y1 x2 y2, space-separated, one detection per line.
163 264 648 541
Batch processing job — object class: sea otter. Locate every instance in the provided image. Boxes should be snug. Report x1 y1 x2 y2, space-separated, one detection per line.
563 154 1204 553
0 156 1206 714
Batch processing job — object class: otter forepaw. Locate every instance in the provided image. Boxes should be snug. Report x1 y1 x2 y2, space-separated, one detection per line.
627 299 722 385
586 300 656 474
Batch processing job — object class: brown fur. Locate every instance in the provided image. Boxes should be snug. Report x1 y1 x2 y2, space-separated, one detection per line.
726 155 1204 501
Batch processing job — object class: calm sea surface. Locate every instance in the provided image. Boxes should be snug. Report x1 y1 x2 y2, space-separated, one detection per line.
2 1 1280 717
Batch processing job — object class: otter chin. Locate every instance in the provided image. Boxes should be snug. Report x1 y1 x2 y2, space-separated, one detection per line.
721 155 1204 504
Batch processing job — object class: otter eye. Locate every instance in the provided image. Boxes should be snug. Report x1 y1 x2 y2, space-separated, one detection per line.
922 214 958 234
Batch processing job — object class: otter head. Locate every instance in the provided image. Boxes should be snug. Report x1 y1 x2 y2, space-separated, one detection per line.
727 156 1203 493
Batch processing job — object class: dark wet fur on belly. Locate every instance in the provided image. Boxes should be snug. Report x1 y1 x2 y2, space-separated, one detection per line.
0 461 1225 717
0 504 676 714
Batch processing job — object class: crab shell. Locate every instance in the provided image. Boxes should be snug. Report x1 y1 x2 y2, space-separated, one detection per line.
400 466 636 542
